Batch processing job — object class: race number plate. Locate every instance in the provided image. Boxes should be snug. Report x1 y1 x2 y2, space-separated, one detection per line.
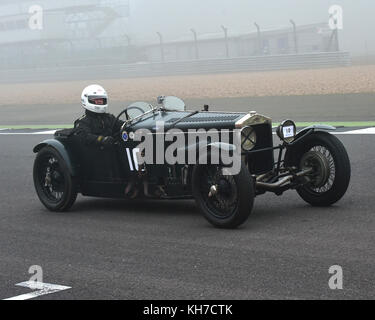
283 125 295 138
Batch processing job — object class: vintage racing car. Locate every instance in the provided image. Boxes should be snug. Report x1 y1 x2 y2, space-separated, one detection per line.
33 96 351 228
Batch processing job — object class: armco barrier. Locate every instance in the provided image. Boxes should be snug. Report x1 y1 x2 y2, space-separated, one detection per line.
0 52 351 84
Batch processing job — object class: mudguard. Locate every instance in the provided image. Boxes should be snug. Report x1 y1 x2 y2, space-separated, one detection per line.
33 139 77 176
292 124 336 145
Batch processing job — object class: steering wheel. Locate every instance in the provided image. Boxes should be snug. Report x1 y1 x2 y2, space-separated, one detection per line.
111 108 127 137
111 105 147 137
126 106 146 118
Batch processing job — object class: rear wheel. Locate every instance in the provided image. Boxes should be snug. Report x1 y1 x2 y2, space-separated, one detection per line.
285 132 350 206
33 146 77 211
192 163 254 228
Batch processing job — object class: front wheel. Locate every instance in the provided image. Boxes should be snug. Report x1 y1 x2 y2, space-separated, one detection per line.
33 146 77 212
192 163 254 229
285 132 351 207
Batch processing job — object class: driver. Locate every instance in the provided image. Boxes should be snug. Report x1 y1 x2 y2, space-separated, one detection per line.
74 85 124 147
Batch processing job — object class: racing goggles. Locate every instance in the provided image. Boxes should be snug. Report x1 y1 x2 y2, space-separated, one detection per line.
88 96 107 105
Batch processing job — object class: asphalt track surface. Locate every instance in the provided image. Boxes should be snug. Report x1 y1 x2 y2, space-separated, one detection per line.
0 93 374 300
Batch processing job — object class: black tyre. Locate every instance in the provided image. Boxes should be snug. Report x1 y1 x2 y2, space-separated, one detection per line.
285 132 351 207
33 146 77 211
192 162 254 228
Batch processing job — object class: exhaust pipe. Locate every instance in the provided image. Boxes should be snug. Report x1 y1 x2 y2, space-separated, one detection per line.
256 168 312 190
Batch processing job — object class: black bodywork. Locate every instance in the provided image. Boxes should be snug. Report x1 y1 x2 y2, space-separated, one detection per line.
34 109 277 199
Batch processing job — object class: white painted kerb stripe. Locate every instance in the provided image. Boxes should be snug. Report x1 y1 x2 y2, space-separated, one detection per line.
3 281 71 300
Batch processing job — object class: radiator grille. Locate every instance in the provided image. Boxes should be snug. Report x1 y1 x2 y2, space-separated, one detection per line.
246 123 274 174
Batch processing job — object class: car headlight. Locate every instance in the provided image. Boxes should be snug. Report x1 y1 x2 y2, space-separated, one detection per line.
276 120 297 144
241 126 257 151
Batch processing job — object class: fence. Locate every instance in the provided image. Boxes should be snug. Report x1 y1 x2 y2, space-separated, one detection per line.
0 51 351 84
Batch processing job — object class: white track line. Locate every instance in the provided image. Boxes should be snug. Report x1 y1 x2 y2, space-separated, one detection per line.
3 281 71 300
33 130 57 135
334 127 375 135
0 130 56 135
0 129 375 136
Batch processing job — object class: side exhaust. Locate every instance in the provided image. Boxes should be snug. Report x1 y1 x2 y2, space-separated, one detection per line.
256 168 312 190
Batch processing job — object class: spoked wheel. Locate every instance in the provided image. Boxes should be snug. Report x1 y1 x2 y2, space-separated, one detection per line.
192 163 254 228
200 166 239 219
300 146 336 193
33 146 77 211
285 132 351 207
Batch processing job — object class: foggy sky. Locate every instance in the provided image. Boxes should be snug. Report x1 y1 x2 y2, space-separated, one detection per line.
129 0 375 55
1 0 374 55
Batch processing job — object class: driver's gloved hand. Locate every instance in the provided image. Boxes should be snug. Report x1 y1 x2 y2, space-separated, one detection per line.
98 136 115 146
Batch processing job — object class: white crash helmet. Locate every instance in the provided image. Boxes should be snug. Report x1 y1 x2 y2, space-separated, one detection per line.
81 85 108 114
